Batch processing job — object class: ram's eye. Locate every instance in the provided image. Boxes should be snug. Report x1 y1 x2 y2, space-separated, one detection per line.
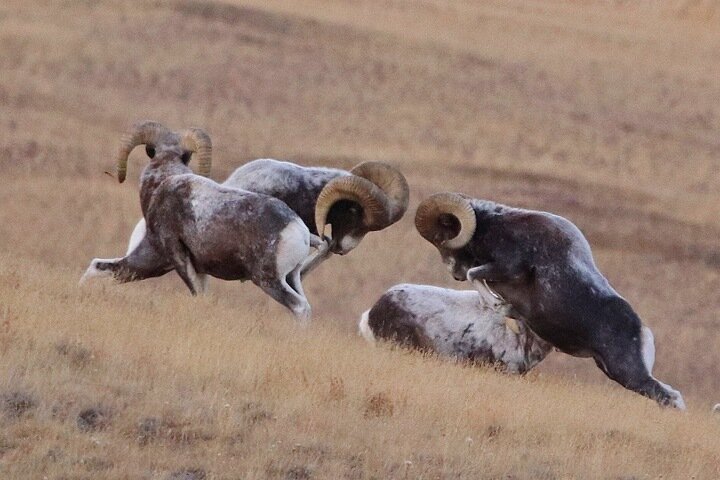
145 145 156 158
181 151 192 164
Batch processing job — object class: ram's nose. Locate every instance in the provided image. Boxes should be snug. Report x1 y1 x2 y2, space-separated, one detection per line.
331 234 363 255
329 240 347 255
452 272 466 281
331 247 347 255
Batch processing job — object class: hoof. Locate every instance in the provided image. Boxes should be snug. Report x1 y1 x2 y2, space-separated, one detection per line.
79 258 118 285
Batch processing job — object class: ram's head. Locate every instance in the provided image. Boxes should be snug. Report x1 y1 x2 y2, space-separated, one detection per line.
415 192 478 281
115 120 212 183
315 162 409 255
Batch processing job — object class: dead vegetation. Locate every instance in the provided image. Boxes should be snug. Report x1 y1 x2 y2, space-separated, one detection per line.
1 0 720 477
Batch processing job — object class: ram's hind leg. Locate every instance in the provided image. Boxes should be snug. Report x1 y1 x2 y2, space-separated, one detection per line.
80 235 172 284
287 264 306 299
265 220 312 324
163 238 204 296
259 278 312 325
593 327 685 409
80 257 123 284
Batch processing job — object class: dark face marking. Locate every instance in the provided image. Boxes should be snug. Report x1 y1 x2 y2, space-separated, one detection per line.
424 213 463 246
327 200 366 254
440 246 476 281
437 213 461 241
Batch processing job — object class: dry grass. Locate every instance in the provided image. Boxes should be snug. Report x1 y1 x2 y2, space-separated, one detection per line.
2 0 720 477
2 256 719 478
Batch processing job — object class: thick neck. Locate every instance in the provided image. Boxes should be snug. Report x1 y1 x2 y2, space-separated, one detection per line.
596 294 641 325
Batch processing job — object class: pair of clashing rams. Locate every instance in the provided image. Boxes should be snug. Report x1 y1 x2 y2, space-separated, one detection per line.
81 121 409 324
82 121 685 410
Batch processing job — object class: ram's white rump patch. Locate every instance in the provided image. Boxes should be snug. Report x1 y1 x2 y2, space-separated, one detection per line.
358 310 375 343
276 219 311 277
640 326 656 374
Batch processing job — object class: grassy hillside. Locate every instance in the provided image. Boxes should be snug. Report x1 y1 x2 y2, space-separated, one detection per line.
1 0 720 477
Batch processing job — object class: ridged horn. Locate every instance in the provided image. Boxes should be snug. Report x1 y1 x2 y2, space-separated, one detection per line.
315 176 390 238
415 192 477 249
116 121 170 183
179 128 212 178
350 161 409 224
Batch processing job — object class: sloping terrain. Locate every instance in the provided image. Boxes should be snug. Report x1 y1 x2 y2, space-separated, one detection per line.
1 0 719 477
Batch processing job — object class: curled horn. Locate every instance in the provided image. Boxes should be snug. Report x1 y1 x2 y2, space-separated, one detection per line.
315 176 390 238
415 192 477 249
350 162 409 224
179 128 212 178
116 121 170 183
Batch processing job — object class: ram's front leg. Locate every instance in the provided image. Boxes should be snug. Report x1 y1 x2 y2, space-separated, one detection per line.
466 262 527 285
309 234 325 249
470 274 506 308
299 235 332 278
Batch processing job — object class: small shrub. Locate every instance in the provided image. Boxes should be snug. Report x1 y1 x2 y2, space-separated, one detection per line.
1 391 36 418
363 392 394 418
77 406 111 432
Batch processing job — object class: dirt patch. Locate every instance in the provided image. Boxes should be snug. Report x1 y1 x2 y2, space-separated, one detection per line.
167 468 206 480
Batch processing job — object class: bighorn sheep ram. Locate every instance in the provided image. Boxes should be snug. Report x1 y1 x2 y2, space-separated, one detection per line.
81 121 317 323
98 158 408 284
360 283 553 374
226 159 409 257
414 193 685 409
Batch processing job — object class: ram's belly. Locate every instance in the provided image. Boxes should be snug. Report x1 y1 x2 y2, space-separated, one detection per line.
196 255 250 281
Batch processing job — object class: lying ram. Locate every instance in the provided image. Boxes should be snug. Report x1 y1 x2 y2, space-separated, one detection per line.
360 283 553 374
82 121 316 323
414 192 685 409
